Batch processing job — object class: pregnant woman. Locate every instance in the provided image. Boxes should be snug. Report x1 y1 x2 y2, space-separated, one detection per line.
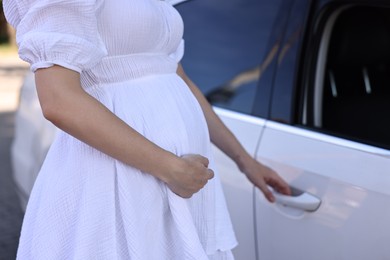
4 0 290 259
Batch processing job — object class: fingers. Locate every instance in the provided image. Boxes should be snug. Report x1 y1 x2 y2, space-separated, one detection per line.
181 154 213 181
168 154 214 199
199 156 210 168
207 169 214 180
257 179 275 203
174 189 193 199
245 163 289 203
182 154 209 168
268 175 291 196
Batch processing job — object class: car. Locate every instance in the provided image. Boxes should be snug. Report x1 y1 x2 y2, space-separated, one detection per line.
176 0 390 259
12 0 390 259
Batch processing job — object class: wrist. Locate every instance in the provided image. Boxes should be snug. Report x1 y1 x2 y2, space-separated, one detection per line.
153 152 184 184
234 151 254 173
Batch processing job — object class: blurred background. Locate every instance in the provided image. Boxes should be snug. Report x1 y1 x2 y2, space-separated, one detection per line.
0 1 28 260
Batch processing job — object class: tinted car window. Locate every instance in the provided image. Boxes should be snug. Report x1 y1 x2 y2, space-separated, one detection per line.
176 0 283 114
315 6 390 148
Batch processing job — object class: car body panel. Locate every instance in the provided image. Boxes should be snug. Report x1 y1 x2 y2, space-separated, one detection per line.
255 122 390 259
251 1 390 258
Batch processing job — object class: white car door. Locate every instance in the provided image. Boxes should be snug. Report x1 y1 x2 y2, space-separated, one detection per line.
255 123 390 259
255 3 390 259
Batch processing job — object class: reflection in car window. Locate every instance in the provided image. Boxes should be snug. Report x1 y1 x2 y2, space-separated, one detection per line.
176 0 282 114
316 6 390 148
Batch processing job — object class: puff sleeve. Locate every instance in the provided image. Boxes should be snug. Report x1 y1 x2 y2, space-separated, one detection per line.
3 0 107 73
169 39 184 63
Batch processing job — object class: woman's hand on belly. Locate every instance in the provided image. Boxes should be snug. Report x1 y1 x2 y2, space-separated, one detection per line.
164 154 214 198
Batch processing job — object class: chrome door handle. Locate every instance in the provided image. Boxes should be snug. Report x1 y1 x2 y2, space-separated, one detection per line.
273 187 321 212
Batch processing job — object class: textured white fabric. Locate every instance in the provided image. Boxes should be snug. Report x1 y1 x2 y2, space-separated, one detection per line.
4 0 238 259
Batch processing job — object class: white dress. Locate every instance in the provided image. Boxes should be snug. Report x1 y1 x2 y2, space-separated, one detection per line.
4 0 237 259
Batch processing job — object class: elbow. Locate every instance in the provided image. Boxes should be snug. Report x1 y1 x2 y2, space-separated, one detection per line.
33 65 89 132
37 86 66 125
40 100 62 124
35 66 80 125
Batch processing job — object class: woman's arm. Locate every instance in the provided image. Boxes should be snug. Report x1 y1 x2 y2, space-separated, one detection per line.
177 64 291 202
35 65 213 198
